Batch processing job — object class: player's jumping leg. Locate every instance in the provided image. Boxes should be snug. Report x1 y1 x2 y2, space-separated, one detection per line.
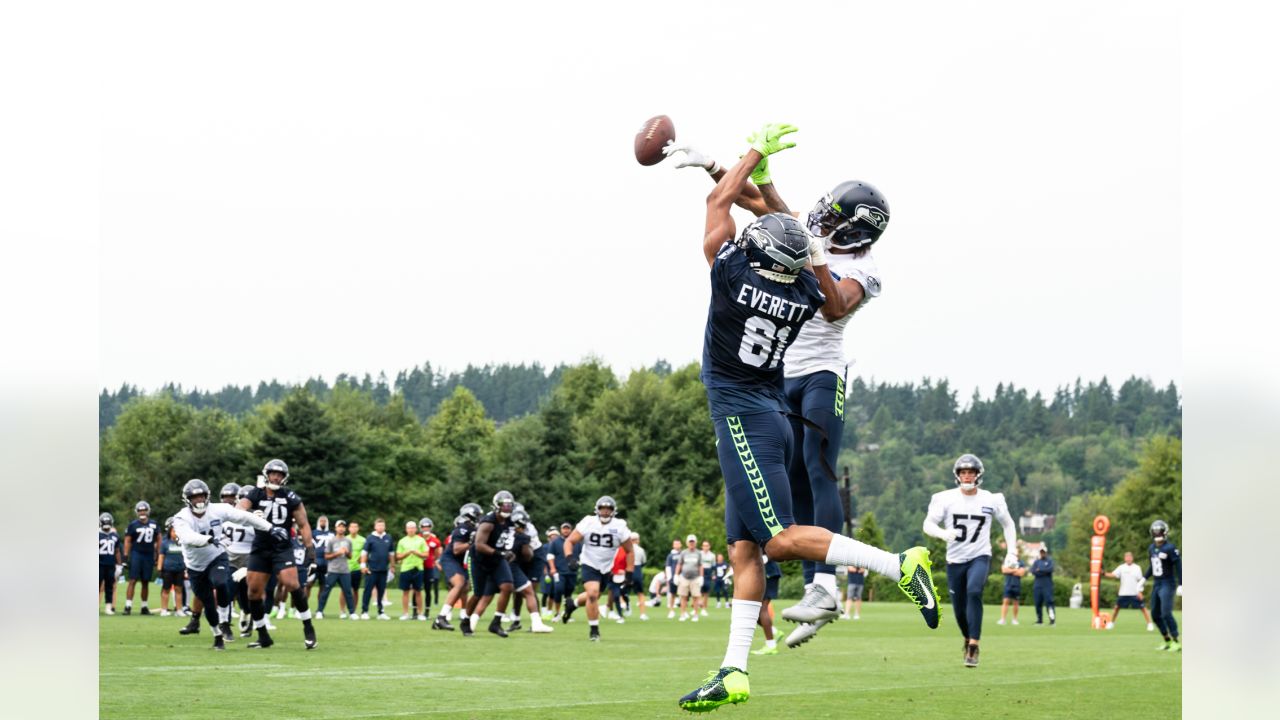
680 539 759 712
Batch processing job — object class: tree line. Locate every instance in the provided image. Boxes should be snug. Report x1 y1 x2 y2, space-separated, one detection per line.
99 362 1180 582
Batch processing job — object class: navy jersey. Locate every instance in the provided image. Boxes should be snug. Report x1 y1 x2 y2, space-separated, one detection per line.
448 525 475 559
512 529 534 566
1030 557 1055 584
98 530 120 566
714 561 729 580
160 537 186 572
1003 561 1024 593
700 243 825 419
1147 541 1182 584
545 535 566 569
474 512 515 567
126 519 159 555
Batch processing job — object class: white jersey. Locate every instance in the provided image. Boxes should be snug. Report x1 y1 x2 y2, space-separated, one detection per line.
925 487 1014 564
222 514 256 554
574 515 631 573
522 521 542 551
1112 562 1145 596
783 250 882 379
173 503 271 572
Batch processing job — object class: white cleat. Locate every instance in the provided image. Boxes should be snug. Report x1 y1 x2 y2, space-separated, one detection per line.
531 623 554 633
781 585 840 624
679 613 688 622
667 610 676 619
1106 622 1115 629
400 614 410 621
640 614 649 621
315 612 323 620
160 610 171 617
997 619 1006 625
691 614 699 623
1010 618 1018 625
1147 623 1155 632
360 613 370 620
700 609 708 617
377 613 390 620
785 618 832 648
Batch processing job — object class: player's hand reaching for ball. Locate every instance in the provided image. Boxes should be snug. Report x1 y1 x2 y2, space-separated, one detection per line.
662 141 719 172
749 123 798 157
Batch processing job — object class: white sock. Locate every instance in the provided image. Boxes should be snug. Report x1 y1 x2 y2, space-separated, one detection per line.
470 614 479 628
814 573 839 598
217 605 230 623
125 600 132 608
296 609 311 621
140 602 148 609
765 637 777 649
532 612 546 629
588 619 599 627
722 600 761 671
253 617 267 629
438 606 452 620
825 535 901 581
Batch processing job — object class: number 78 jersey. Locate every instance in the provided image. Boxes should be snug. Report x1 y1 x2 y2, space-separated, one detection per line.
701 243 826 419
574 515 631 574
925 487 1014 564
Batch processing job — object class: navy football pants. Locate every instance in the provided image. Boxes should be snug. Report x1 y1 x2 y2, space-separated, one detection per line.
784 371 847 581
715 412 796 545
946 555 990 641
1150 580 1179 639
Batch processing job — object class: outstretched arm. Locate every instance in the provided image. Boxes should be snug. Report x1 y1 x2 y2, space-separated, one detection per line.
703 148 765 266
664 142 772 217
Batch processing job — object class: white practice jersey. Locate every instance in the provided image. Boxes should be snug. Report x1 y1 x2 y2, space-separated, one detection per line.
222 515 256 554
522 521 542 551
925 487 1014 564
173 503 271 571
783 250 882 379
574 515 631 573
1112 562 1145 596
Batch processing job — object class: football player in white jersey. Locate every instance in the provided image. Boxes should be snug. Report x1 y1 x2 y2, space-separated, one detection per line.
561 496 634 641
922 454 1018 668
172 479 272 650
664 142 891 649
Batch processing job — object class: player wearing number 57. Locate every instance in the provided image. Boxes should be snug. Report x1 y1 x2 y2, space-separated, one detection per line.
923 454 1019 668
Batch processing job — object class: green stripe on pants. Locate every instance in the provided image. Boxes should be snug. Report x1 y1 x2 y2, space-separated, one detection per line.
834 374 846 420
726 416 783 537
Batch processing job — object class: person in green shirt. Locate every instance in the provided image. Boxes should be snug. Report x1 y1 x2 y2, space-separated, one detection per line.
343 522 365 618
396 521 430 620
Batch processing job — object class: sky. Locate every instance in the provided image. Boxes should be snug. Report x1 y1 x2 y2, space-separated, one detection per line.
98 1 1181 401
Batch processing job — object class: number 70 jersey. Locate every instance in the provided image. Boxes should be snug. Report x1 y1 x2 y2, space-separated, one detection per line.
701 242 826 420
925 487 1014 564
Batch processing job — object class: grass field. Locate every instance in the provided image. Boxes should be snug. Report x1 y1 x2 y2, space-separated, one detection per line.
100 591 1181 719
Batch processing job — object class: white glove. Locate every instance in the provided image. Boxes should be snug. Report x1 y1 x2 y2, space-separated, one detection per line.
553 573 560 583
115 564 123 580
808 233 827 267
232 567 248 583
662 141 720 172
612 573 626 584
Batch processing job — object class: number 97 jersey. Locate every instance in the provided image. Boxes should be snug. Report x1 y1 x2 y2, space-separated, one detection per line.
925 487 1013 564
574 515 631 574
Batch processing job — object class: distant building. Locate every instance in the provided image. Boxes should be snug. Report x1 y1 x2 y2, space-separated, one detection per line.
1019 511 1056 535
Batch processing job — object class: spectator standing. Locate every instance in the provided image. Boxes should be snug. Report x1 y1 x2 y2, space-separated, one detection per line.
308 516 333 606
843 566 865 620
396 520 429 621
997 559 1025 625
1030 548 1056 625
542 527 561 616
157 519 187 616
419 517 443 611
665 539 682 618
713 554 731 609
343 521 365 617
360 518 395 620
630 533 648 621
675 534 704 622
1105 551 1153 630
699 540 716 616
316 519 356 620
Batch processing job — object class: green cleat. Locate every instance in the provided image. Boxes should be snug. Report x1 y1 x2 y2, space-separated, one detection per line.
1156 641 1170 651
1169 640 1181 652
679 667 749 712
897 547 940 629
751 645 778 656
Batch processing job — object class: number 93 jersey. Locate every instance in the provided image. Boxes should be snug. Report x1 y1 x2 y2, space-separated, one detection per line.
701 242 825 419
925 487 1014 564
574 515 631 574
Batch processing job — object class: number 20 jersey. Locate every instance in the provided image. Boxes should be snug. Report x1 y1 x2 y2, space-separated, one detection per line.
701 242 825 419
925 487 1013 564
573 515 631 574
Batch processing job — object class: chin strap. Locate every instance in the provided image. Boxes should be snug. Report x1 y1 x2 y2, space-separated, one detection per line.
754 269 798 284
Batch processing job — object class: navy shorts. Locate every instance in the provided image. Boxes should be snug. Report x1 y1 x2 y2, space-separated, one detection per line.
441 554 467 582
716 412 795 545
247 543 296 575
580 564 607 586
511 563 530 589
631 568 646 595
513 557 544 591
1116 595 1144 609
128 552 155 581
560 571 578 598
398 568 424 591
470 560 513 597
1003 587 1021 600
764 576 780 600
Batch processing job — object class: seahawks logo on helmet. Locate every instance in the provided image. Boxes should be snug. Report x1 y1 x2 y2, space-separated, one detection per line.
741 213 809 283
182 478 212 514
853 204 888 231
460 503 483 525
1149 519 1170 540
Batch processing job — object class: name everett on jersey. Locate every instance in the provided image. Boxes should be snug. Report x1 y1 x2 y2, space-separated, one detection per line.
735 283 811 322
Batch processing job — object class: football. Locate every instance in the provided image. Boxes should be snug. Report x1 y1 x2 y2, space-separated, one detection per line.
634 114 675 166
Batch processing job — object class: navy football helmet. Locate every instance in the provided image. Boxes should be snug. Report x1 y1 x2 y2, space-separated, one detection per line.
135 500 151 518
492 491 515 519
220 482 240 502
419 517 433 532
806 181 890 250
182 479 212 514
100 512 114 529
511 509 531 527
953 454 985 488
262 459 290 489
460 503 483 525
596 495 617 523
740 213 809 283
1150 519 1170 542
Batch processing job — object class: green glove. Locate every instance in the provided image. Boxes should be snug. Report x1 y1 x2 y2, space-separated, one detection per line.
748 122 798 157
743 131 772 185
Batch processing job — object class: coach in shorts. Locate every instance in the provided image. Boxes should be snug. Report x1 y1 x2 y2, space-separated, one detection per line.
675 534 704 621
396 520 428 620
1106 551 1152 629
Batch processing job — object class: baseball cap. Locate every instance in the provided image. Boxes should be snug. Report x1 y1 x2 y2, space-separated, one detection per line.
686 534 697 542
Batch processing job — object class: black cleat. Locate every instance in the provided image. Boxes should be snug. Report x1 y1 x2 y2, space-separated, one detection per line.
461 617 474 637
247 630 274 649
964 643 980 668
431 616 455 631
219 622 234 642
589 625 601 642
303 622 317 650
123 606 132 616
213 633 225 651
139 607 151 616
489 617 509 638
238 616 251 636
178 618 200 635
507 619 522 633
562 596 577 624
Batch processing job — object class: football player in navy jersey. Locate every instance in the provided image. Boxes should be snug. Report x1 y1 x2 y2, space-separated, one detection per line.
99 513 122 615
123 500 160 615
433 504 480 631
505 509 554 633
236 458 318 649
674 124 940 713
1146 520 1183 651
462 492 517 638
